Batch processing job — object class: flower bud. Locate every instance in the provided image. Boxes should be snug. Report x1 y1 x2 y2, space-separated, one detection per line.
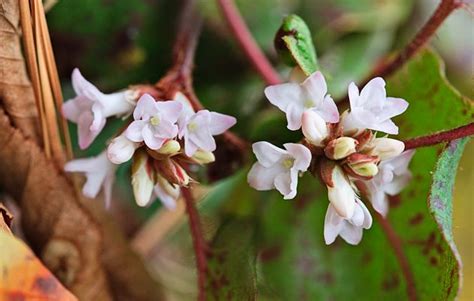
369 138 404 161
302 110 328 146
192 150 215 164
131 150 155 207
107 134 139 164
348 162 379 178
155 174 181 210
324 137 358 160
155 158 190 186
157 140 181 156
327 166 356 219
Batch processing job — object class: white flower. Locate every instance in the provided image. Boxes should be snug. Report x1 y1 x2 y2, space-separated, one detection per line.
154 174 181 210
106 134 140 164
64 152 116 206
264 71 339 131
247 142 311 199
327 165 358 218
367 150 415 216
341 77 408 135
368 137 405 161
178 109 236 157
62 68 135 149
301 110 329 146
125 94 183 150
324 199 372 245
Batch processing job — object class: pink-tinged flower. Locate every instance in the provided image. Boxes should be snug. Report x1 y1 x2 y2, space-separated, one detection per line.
264 71 339 131
125 94 183 150
154 174 181 210
324 199 372 245
247 142 311 199
64 152 116 207
106 133 140 164
62 68 135 149
341 77 408 135
367 150 415 216
178 109 236 157
327 165 358 218
301 110 328 146
368 137 405 161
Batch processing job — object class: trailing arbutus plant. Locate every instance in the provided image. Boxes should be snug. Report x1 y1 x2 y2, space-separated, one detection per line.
0 0 472 300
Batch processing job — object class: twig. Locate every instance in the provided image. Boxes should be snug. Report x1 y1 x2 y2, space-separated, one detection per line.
216 0 281 85
371 0 463 79
182 187 207 301
336 0 463 105
404 123 474 150
374 211 417 301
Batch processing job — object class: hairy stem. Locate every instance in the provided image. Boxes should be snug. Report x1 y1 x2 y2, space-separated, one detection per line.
404 123 474 150
216 0 281 85
182 187 208 301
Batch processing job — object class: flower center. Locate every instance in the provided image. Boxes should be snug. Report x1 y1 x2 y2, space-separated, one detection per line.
304 99 314 108
150 116 160 126
282 158 294 169
187 121 198 132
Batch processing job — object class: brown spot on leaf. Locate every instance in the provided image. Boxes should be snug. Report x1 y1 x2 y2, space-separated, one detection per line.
429 256 438 266
316 271 334 285
409 213 424 225
388 195 402 208
362 252 373 265
382 273 400 291
259 246 281 262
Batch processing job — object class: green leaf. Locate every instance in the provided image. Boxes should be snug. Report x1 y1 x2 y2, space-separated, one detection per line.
274 15 318 75
257 49 473 300
427 138 469 297
206 219 257 300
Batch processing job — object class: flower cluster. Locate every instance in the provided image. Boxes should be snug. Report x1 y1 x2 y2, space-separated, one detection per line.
63 69 236 208
248 71 414 245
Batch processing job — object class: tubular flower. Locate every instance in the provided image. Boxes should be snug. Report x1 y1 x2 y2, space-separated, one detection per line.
107 133 140 164
264 71 339 130
64 152 116 207
125 94 183 150
324 199 372 245
62 68 136 149
247 142 311 199
366 150 415 216
341 77 408 135
154 174 181 210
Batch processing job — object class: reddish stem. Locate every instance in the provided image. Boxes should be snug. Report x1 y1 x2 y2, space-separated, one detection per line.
336 0 462 105
372 0 462 79
182 187 208 301
216 0 282 85
404 123 474 150
374 212 417 301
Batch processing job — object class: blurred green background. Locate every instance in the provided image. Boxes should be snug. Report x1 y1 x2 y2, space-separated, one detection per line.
45 0 473 299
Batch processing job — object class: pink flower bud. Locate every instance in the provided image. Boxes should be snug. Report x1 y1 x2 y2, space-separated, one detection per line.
302 110 328 146
324 137 358 160
131 150 155 207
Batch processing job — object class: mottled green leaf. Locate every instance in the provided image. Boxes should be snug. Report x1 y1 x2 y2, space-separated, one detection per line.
274 15 318 75
426 138 469 296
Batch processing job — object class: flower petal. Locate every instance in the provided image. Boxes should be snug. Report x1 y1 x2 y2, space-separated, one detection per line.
71 68 103 101
301 71 327 105
370 119 399 135
247 163 281 191
324 204 344 245
184 135 199 157
359 77 386 109
327 166 356 219
379 97 409 120
284 143 311 171
252 141 286 168
155 100 183 123
78 111 103 149
286 103 305 130
133 94 158 120
143 125 165 150
264 83 303 113
274 171 293 199
209 112 236 135
339 223 363 245
125 120 147 142
347 82 360 109
314 95 339 123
